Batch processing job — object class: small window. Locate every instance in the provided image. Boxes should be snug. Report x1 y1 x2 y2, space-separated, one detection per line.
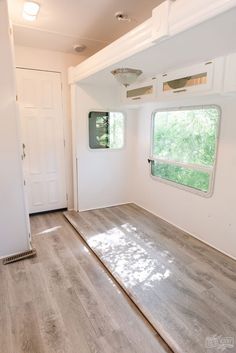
89 111 125 149
150 106 220 195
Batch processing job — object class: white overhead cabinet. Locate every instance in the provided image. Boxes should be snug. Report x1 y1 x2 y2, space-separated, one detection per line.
157 58 225 98
223 53 236 94
121 57 228 104
122 79 157 103
151 0 170 42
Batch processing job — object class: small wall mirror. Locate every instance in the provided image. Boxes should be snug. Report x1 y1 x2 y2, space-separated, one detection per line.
89 111 125 149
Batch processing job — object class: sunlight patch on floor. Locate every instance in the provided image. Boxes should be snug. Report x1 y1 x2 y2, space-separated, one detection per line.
35 225 62 236
88 225 171 289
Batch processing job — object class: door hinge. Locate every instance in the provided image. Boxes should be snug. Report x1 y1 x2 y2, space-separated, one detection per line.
66 193 68 201
24 180 26 186
64 139 66 147
16 95 18 101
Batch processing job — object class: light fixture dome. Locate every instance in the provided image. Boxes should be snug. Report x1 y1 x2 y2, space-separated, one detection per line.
22 1 40 21
111 68 143 87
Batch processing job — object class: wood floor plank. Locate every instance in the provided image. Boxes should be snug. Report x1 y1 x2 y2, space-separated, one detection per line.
64 204 236 353
0 211 172 353
60 216 171 353
9 302 46 353
46 233 120 338
130 203 236 277
70 209 204 352
0 266 13 353
6 260 34 307
26 262 74 353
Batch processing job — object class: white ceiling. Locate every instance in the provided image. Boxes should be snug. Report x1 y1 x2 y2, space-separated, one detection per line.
79 8 236 86
8 0 164 56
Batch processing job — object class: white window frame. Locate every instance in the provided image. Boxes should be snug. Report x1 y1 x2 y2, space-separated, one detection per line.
88 110 126 151
150 105 221 197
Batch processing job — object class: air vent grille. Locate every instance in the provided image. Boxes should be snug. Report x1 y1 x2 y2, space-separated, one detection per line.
3 249 37 265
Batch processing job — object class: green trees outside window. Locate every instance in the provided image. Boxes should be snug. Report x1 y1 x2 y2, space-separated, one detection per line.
151 106 220 194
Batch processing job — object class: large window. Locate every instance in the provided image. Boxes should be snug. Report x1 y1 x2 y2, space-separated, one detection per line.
150 106 220 195
89 111 124 149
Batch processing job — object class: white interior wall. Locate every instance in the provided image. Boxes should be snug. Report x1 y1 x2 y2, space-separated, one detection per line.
0 0 29 258
73 85 236 259
132 95 236 259
14 45 84 209
74 84 136 211
69 1 236 260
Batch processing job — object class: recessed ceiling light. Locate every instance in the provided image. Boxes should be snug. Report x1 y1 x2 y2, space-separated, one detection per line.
22 1 40 21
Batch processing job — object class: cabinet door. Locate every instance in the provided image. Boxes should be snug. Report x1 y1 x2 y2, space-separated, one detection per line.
122 80 156 103
224 53 236 94
158 61 214 97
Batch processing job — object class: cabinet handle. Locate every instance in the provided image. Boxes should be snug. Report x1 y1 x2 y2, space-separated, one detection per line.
173 89 187 93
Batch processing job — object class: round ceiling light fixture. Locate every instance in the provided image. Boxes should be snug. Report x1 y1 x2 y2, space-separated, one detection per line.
73 44 86 53
111 68 143 87
22 1 40 21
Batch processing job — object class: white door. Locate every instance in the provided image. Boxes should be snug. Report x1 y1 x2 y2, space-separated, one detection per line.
16 69 67 214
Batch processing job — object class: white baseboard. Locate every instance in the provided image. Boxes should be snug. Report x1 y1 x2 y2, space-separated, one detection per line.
78 201 133 212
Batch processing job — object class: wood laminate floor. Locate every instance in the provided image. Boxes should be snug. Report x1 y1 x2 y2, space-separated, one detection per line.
64 203 236 353
0 211 172 353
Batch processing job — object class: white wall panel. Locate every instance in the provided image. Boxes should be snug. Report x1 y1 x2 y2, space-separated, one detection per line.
133 96 236 259
74 84 136 211
0 0 30 258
